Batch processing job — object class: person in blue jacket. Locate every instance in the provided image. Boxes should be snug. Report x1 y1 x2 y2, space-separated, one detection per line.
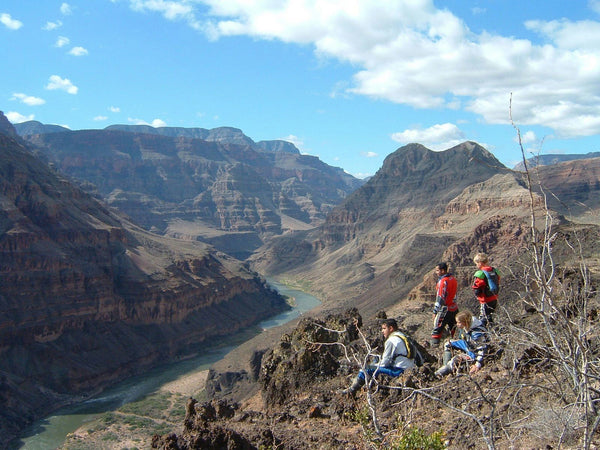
435 310 488 377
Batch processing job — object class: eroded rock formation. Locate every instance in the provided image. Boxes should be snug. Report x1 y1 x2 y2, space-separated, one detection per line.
0 125 288 445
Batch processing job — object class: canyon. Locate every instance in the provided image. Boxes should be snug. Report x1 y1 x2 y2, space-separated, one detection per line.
0 114 288 445
3 112 600 448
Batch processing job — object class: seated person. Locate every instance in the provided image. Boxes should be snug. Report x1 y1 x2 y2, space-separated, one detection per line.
435 310 488 377
341 318 415 394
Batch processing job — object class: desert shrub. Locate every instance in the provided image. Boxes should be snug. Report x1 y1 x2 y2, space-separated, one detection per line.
391 426 446 450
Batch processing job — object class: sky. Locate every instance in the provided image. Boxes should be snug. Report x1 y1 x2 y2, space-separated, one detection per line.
2 1 600 178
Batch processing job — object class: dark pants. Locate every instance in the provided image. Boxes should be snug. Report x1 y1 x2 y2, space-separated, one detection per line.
479 300 497 326
432 309 457 339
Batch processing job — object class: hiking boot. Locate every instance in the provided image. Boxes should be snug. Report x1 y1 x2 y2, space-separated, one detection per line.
435 365 452 378
339 376 364 395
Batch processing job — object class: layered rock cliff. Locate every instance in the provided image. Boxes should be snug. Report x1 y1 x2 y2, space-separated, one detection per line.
251 143 521 306
0 125 289 445
249 141 600 316
16 124 362 258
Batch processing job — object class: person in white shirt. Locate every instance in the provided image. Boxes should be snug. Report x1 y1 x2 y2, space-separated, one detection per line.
341 318 415 395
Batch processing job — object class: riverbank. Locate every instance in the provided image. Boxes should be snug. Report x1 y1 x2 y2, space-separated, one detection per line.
64 371 211 450
16 280 320 449
60 319 305 449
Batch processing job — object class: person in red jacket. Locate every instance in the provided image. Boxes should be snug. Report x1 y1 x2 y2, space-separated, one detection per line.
471 253 500 326
431 262 458 346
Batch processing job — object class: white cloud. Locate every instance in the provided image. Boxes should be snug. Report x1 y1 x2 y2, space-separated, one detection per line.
1 13 23 30
127 117 167 127
592 0 600 14
43 20 63 30
68 46 88 56
109 106 121 113
45 75 78 94
352 172 373 180
11 93 46 106
126 0 202 29
280 134 308 153
152 118 167 127
520 130 537 144
6 111 34 123
164 0 600 140
94 115 108 121
60 3 72 15
362 151 378 158
391 123 465 151
55 36 70 47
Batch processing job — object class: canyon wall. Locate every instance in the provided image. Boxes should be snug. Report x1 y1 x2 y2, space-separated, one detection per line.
0 122 288 444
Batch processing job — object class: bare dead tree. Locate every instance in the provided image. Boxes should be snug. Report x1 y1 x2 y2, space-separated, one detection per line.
510 93 600 449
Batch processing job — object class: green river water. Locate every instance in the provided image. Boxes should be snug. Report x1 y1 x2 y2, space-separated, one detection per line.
13 280 320 450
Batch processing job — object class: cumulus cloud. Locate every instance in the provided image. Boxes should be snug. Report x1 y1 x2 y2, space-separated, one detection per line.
1 13 23 30
6 111 34 123
60 3 72 15
156 0 600 139
109 106 121 112
281 134 308 153
391 123 466 151
520 130 537 144
11 93 46 106
68 46 88 56
126 0 202 30
128 117 167 127
43 20 63 30
46 75 78 94
361 151 378 158
55 36 70 47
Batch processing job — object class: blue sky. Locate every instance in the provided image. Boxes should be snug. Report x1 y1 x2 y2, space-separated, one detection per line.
2 1 600 178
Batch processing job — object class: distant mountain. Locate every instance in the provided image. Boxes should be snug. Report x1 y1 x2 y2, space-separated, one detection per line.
0 111 20 139
513 151 600 170
256 139 301 154
0 115 288 445
105 124 257 147
533 156 600 220
13 119 70 135
250 140 599 314
20 124 362 258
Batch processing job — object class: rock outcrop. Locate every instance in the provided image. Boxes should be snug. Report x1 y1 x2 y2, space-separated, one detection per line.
250 142 530 309
0 124 289 445
16 123 363 258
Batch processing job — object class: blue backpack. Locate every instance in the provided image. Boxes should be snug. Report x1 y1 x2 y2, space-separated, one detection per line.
482 268 500 295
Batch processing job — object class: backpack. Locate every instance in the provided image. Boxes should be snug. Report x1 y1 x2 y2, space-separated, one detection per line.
482 268 500 296
394 331 425 367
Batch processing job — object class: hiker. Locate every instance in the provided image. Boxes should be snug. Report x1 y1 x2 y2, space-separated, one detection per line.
435 310 488 377
431 262 458 346
341 318 415 395
471 252 500 326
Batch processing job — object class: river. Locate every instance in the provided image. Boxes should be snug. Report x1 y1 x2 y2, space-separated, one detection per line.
14 280 320 450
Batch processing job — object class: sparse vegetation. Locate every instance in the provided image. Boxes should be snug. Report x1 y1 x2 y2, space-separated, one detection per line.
62 391 186 449
390 426 446 450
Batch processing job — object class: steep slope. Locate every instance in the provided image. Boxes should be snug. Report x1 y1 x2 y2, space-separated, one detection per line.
0 126 288 445
250 142 540 310
19 125 362 258
513 151 600 170
13 119 70 136
532 156 600 223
